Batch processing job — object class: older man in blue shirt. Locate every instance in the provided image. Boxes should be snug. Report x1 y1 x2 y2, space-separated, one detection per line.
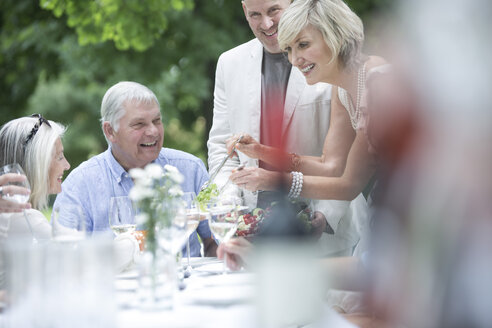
54 81 217 257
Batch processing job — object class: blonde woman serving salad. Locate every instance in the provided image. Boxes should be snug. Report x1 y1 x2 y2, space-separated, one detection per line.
229 0 387 203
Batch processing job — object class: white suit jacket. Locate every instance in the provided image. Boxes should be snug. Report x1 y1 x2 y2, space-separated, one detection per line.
207 38 332 207
207 38 367 254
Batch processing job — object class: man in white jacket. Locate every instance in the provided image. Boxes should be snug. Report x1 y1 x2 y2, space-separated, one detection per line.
207 0 365 256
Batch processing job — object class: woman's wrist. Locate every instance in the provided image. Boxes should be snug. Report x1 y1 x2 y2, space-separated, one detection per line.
288 152 301 172
256 143 268 160
282 171 293 192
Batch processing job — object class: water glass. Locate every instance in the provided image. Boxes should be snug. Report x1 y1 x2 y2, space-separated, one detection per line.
2 237 116 327
156 203 188 256
0 163 30 204
52 204 86 242
109 196 136 236
208 196 240 274
182 192 199 277
1 163 35 242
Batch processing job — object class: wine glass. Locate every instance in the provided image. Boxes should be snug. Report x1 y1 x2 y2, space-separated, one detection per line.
156 202 188 289
208 195 240 274
182 192 200 277
52 204 86 243
0 163 34 242
0 164 30 204
109 196 136 237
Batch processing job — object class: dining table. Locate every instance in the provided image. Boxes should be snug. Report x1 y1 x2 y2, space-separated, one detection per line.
114 257 357 328
115 257 255 328
0 252 357 328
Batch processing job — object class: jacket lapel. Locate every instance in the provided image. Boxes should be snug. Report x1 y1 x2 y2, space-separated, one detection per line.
282 66 305 136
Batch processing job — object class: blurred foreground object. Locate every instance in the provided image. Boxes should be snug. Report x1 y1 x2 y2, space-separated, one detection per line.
2 237 116 327
363 0 492 326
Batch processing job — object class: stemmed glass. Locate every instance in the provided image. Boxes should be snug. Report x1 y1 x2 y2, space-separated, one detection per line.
52 204 86 242
208 195 240 274
182 192 200 278
0 164 34 242
109 196 137 236
156 202 188 288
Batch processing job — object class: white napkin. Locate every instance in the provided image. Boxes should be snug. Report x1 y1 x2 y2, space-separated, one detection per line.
113 233 140 273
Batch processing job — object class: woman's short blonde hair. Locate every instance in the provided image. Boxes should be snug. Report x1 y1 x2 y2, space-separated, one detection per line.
278 0 364 69
0 116 66 210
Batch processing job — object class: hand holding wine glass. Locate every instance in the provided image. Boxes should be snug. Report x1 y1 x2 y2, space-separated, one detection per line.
0 164 31 213
0 163 36 241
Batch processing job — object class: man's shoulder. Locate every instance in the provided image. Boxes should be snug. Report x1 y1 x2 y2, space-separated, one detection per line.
218 38 261 62
160 148 205 169
65 152 107 181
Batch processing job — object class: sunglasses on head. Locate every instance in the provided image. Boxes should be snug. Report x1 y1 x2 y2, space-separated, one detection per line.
23 113 52 147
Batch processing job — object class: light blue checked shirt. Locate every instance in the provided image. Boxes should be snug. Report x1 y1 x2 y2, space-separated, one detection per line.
53 147 212 256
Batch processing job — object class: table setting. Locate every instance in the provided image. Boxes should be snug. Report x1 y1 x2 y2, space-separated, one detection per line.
114 256 257 328
0 160 358 328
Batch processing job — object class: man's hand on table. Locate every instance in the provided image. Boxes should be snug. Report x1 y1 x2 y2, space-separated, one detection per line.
311 211 331 239
203 237 218 257
217 237 252 271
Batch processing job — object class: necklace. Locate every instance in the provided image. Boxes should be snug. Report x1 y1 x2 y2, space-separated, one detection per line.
344 62 366 130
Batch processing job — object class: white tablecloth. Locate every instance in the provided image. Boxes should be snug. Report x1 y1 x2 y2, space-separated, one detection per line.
1 257 357 328
114 258 357 328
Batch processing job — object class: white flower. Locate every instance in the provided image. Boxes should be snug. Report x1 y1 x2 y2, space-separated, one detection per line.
135 213 149 225
130 168 154 187
129 185 155 201
145 163 164 179
168 186 183 197
164 165 184 184
164 164 179 174
129 167 146 180
129 162 185 235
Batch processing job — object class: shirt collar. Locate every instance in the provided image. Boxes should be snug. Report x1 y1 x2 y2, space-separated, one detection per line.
103 147 129 184
156 148 168 166
103 147 169 183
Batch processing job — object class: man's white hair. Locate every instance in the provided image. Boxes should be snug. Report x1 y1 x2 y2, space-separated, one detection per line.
100 81 160 144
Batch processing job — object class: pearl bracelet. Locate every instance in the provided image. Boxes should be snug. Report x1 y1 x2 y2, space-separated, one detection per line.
287 172 297 198
288 171 303 199
293 172 303 198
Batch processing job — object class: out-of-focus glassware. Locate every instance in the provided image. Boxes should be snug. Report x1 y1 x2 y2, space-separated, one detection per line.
0 163 34 242
0 164 30 204
182 192 199 278
109 196 136 237
52 204 86 243
208 195 240 274
3 237 116 327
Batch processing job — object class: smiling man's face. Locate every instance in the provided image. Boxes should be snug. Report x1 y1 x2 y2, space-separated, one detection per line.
242 0 291 54
104 100 164 171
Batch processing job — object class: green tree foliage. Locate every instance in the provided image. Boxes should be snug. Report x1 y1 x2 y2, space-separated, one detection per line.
0 0 69 122
1 0 392 180
40 0 194 51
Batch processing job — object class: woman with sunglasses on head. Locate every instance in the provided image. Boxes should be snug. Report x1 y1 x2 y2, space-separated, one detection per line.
0 114 70 240
0 114 139 271
229 0 387 204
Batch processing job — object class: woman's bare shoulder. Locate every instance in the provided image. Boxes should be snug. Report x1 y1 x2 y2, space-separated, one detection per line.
366 55 388 70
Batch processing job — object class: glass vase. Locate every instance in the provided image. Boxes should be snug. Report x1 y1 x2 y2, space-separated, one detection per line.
137 247 176 311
